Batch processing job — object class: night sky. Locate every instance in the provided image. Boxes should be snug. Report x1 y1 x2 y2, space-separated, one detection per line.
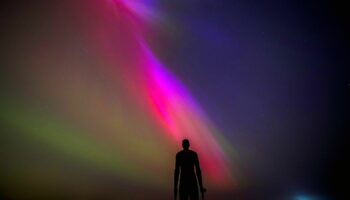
156 0 349 198
1 0 348 199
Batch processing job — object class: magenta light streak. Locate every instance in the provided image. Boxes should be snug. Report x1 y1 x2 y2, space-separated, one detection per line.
142 45 234 186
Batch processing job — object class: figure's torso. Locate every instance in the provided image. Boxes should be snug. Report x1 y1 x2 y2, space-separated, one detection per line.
177 150 197 185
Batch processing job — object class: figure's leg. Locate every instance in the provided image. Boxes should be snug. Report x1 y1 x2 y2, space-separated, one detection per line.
189 187 199 200
179 189 188 200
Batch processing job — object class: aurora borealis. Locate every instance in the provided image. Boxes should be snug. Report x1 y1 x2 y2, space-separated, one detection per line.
0 0 347 199
0 0 236 199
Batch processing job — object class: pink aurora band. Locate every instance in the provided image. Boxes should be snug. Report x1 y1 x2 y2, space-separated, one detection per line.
83 0 236 189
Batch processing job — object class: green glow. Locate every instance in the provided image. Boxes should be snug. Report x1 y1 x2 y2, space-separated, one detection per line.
0 98 168 187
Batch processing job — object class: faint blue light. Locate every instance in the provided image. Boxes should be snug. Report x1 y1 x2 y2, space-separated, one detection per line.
295 195 312 200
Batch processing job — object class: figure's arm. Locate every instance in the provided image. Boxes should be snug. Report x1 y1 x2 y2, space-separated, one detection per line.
174 154 180 200
194 153 205 192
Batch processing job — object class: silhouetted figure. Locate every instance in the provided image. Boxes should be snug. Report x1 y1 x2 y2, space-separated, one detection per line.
174 139 206 200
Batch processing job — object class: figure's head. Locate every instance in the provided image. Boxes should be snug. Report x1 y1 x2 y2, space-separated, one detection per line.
182 139 190 150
